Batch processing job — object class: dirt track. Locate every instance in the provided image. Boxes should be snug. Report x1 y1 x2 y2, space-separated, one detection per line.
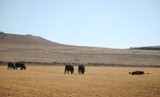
0 66 160 97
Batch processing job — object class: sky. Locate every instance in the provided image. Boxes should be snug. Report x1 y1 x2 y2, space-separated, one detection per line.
0 0 160 48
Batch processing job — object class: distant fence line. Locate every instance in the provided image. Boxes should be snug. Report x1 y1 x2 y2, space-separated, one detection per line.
0 61 160 68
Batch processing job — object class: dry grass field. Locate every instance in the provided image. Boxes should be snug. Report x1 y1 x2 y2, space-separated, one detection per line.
0 66 160 97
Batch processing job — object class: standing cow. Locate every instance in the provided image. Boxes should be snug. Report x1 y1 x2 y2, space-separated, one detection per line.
78 64 85 74
8 62 15 70
64 64 74 74
15 62 26 70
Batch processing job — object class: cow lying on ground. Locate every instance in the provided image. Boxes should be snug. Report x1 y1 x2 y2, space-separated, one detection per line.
78 65 85 74
64 64 74 74
129 70 145 75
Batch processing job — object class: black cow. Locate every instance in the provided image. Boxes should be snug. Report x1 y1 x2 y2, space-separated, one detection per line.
8 62 15 70
78 65 85 74
15 62 26 70
129 70 144 75
64 64 74 74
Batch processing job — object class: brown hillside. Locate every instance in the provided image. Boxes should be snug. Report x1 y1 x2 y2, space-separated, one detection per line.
0 32 63 49
0 32 160 67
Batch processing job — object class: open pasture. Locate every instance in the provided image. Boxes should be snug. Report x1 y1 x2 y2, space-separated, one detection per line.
0 66 160 97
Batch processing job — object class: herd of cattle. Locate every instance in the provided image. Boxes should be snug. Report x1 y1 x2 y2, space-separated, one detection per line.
64 64 85 74
7 62 147 75
7 62 85 74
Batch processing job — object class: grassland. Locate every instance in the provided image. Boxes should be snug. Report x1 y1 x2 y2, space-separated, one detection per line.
0 66 160 97
0 32 160 97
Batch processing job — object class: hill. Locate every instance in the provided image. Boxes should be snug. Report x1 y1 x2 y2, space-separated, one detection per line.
0 32 160 67
130 46 160 50
0 32 64 49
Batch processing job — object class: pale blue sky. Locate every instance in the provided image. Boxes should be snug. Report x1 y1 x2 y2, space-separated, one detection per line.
0 0 160 48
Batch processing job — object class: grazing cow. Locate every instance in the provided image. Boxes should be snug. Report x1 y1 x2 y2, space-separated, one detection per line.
78 65 85 74
8 62 15 70
129 70 144 75
15 62 26 70
64 64 74 74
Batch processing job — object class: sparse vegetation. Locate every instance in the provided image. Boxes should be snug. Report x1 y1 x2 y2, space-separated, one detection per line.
0 33 160 67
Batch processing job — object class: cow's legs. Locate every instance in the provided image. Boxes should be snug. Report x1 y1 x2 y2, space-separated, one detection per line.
64 69 66 74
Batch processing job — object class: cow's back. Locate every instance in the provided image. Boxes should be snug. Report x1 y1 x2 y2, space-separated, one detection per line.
15 62 26 70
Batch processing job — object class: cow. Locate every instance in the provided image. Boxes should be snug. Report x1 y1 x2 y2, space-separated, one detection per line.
78 64 85 74
129 70 145 75
15 62 26 70
64 64 74 74
8 62 15 70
